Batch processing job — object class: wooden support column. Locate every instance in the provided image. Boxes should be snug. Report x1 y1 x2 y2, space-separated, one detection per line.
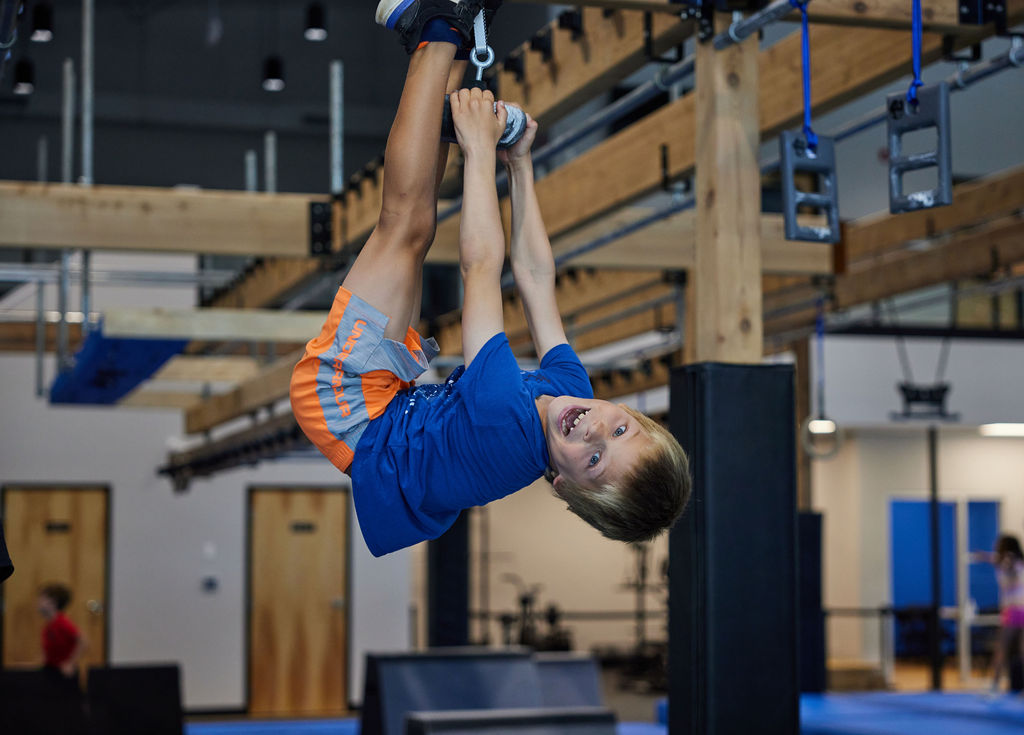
688 14 762 363
671 21 797 735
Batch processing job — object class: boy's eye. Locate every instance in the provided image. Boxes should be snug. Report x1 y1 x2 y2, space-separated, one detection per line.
588 452 600 467
613 425 626 437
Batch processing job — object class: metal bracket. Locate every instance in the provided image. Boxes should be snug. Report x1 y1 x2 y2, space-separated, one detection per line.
779 131 840 243
941 36 981 62
309 201 332 256
890 382 960 421
959 0 1009 34
502 51 524 83
557 9 584 41
529 27 553 63
644 11 686 62
886 81 953 214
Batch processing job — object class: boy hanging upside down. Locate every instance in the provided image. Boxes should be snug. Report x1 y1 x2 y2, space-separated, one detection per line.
291 0 691 557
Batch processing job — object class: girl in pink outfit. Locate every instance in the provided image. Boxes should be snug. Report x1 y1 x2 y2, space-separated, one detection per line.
976 535 1024 693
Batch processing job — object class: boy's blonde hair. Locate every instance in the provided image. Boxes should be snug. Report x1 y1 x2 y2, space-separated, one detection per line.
548 407 690 543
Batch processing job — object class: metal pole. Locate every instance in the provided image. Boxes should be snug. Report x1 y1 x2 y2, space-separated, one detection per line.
81 0 94 186
61 59 75 184
330 60 344 196
928 425 942 691
264 131 277 194
81 251 91 337
712 0 806 51
57 249 71 372
956 497 971 685
35 281 46 397
245 150 258 192
37 136 48 183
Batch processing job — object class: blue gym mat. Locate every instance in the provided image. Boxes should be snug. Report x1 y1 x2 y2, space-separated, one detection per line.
186 722 662 735
186 694 1024 735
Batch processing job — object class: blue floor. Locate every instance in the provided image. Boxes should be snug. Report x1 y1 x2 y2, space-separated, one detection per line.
187 693 1024 735
186 722 661 735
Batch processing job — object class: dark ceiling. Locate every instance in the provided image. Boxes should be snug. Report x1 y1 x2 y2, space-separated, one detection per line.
0 0 551 192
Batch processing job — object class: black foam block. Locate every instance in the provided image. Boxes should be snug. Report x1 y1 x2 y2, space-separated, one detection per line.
668 363 799 735
361 648 543 735
87 664 183 735
405 706 617 735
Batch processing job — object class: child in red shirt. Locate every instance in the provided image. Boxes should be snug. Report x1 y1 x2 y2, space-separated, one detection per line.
39 583 84 679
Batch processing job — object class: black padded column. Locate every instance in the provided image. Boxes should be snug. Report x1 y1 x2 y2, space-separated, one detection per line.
799 512 826 694
668 363 799 735
427 511 470 647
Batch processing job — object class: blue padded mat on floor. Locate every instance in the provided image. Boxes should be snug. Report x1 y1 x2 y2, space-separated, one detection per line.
186 694 1024 735
186 720 660 735
801 692 1024 735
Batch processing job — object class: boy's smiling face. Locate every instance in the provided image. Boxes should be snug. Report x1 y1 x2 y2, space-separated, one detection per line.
542 396 650 491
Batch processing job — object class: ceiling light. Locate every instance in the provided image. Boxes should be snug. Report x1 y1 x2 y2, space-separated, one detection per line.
13 59 34 95
262 56 285 92
979 423 1024 437
808 419 837 435
304 2 327 41
31 2 53 42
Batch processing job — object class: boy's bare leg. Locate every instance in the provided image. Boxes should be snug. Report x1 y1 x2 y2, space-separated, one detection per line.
407 58 469 330
342 42 456 342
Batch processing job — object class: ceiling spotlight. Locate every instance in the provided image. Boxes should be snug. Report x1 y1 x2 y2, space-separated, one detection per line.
13 58 34 95
979 423 1024 437
262 55 285 92
808 419 837 435
31 2 53 42
304 2 327 41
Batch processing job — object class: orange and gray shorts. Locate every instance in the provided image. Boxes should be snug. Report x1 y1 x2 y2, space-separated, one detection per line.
290 286 438 473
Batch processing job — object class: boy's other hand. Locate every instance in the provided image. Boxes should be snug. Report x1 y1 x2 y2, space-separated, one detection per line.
451 87 507 156
498 113 538 168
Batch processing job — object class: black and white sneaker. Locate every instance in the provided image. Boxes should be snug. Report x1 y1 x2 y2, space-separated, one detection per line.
375 0 484 54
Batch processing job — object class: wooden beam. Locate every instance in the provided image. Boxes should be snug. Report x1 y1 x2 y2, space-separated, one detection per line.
835 216 1024 308
842 165 1024 265
512 0 1023 32
549 208 833 273
152 355 262 383
102 308 326 342
184 349 302 435
0 322 83 353
0 182 322 257
120 389 202 410
689 11 763 363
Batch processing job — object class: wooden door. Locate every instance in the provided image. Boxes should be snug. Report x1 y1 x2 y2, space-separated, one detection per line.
249 487 348 716
1 485 109 676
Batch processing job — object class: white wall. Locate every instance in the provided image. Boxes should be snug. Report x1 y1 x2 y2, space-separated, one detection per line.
470 481 670 654
0 255 410 710
821 335 1024 427
812 429 1024 663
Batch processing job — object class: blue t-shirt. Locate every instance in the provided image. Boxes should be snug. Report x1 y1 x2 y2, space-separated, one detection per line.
350 333 593 557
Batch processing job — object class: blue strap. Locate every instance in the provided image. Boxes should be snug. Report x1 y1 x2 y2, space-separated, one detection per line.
907 0 924 105
789 0 818 150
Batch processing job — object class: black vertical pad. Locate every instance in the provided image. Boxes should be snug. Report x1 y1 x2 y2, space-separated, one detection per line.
427 511 470 647
669 363 799 735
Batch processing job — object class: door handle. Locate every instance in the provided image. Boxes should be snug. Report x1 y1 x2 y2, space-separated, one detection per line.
86 599 103 615
330 597 345 610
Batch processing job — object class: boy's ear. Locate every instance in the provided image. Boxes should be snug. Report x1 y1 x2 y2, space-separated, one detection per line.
551 474 563 493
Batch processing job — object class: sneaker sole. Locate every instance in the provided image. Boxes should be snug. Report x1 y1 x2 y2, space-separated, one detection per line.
376 0 417 29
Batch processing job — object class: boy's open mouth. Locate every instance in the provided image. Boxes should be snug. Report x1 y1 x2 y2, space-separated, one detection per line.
559 407 590 437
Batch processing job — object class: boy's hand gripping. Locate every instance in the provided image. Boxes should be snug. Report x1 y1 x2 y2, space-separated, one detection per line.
450 87 508 156
498 113 538 168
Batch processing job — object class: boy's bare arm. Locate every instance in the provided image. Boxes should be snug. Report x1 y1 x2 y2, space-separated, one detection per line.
451 88 508 366
502 117 569 361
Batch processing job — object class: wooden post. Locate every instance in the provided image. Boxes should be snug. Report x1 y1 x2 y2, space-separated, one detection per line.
671 20 798 735
688 13 762 364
